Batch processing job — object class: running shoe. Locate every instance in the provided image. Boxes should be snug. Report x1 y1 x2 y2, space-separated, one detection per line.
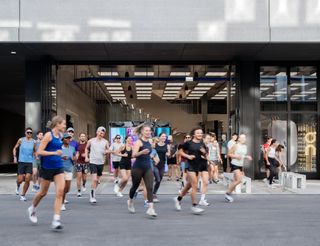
116 192 123 197
64 199 69 204
20 196 27 202
77 192 82 198
268 184 276 189
90 197 97 204
199 199 210 206
61 204 66 211
113 183 120 194
127 200 135 214
146 208 157 218
113 179 119 184
225 193 234 203
191 205 204 215
51 220 64 230
27 206 37 224
173 197 181 211
82 186 86 192
15 186 20 195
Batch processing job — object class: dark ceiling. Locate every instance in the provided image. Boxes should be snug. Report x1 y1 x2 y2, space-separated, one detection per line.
0 42 320 64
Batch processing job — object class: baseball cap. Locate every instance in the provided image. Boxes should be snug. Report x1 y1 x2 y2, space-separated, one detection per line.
67 127 75 132
97 126 106 132
62 133 72 139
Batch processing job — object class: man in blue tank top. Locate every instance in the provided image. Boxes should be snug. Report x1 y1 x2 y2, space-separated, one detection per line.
13 127 36 201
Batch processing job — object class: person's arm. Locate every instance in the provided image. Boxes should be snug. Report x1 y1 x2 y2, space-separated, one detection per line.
265 148 271 165
217 144 222 162
37 133 62 157
85 140 91 163
228 144 241 160
132 140 149 158
166 144 171 157
153 153 160 165
105 141 111 154
179 148 195 161
12 138 22 163
72 148 77 162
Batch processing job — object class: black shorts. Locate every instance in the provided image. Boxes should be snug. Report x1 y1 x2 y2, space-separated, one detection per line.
187 163 208 174
112 161 120 169
40 167 64 181
119 161 132 170
90 164 104 176
230 164 243 172
168 157 177 165
18 162 33 175
75 163 90 174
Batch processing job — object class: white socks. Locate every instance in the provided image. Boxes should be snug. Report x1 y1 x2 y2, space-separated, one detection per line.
53 214 60 221
200 194 206 201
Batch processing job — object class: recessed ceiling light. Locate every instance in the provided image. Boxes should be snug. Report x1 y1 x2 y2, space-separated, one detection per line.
166 83 184 86
165 87 182 90
135 83 153 86
189 91 207 94
106 87 123 90
104 83 122 86
290 83 309 87
109 91 124 94
10 51 16 55
135 87 152 90
193 87 211 90
137 98 151 100
134 72 154 76
205 72 227 77
99 72 119 76
170 72 191 77
197 83 216 86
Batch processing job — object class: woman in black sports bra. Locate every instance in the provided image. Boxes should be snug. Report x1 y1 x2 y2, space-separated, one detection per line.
114 136 133 197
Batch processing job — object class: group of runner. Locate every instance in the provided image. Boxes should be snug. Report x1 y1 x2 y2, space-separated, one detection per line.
13 115 252 230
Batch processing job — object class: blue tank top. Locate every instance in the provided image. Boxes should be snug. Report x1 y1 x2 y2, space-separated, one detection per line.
133 139 152 170
42 131 63 169
19 137 35 163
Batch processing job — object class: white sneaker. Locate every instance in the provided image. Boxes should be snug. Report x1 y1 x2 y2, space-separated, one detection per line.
127 200 135 214
146 208 158 218
27 206 37 224
173 197 181 211
191 206 204 215
61 204 66 211
64 199 69 204
82 186 86 192
77 192 82 198
113 183 120 194
199 199 210 206
225 193 234 203
268 184 276 189
90 197 97 204
51 220 64 230
15 187 20 195
116 192 123 197
20 196 27 202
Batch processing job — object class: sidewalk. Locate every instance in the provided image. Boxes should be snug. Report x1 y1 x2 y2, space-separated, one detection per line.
1 172 319 195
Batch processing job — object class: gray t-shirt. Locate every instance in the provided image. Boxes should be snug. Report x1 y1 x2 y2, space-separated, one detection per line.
89 138 109 165
110 142 123 162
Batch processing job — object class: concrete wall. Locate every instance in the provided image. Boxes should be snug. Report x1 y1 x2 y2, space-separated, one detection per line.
56 66 96 139
1 0 320 42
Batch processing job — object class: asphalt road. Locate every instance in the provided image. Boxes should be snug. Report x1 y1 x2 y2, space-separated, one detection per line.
0 194 319 246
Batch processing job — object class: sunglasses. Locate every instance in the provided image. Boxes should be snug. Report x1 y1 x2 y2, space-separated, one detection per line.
116 137 121 139
185 136 191 139
26 132 33 134
68 131 74 133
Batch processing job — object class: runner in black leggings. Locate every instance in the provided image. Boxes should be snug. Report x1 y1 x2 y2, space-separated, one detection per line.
127 124 157 218
153 133 170 202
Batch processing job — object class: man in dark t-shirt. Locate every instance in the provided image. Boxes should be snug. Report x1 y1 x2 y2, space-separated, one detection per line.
75 133 89 197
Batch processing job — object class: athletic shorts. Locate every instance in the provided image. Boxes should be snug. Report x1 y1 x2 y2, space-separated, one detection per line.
168 157 177 165
90 164 104 176
230 164 243 172
187 162 208 174
64 171 73 181
119 161 132 170
32 159 41 169
209 160 220 166
40 167 64 181
18 162 33 175
75 163 90 174
112 161 120 169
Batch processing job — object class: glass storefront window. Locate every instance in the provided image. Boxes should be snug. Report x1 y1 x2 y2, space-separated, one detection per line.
260 66 287 111
290 66 317 111
290 114 317 173
259 113 288 172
